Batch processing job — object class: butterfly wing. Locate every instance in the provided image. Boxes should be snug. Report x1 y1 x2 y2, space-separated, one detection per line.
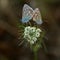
33 8 43 24
22 4 33 23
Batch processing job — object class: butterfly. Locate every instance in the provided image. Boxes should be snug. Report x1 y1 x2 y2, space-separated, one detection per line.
21 4 43 24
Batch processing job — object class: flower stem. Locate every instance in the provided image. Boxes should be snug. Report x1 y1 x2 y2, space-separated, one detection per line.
42 41 48 53
34 51 38 60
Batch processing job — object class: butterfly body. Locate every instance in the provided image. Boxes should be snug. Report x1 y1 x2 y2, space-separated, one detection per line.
21 4 43 24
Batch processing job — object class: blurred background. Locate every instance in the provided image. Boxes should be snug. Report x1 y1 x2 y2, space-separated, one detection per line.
0 0 60 60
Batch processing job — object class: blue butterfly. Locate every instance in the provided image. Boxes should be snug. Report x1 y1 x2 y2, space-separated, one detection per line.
21 4 43 24
21 4 33 23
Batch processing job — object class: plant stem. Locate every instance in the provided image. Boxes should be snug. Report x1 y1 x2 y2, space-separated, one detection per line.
42 41 48 53
34 51 38 60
